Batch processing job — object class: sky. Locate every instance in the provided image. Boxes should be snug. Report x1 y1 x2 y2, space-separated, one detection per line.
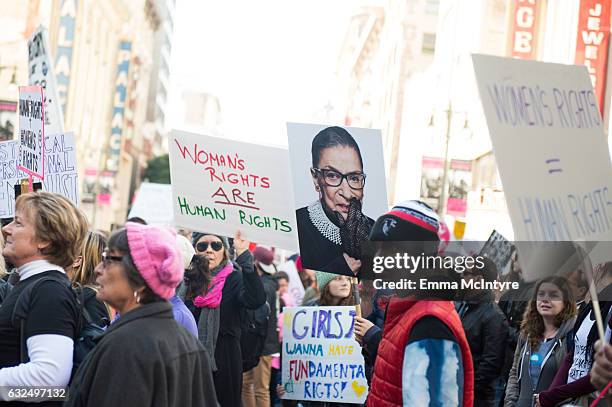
167 0 362 147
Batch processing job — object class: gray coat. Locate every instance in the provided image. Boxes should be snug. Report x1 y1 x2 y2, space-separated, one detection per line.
504 317 576 407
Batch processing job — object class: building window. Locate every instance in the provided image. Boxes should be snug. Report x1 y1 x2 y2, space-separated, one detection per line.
422 33 436 54
425 0 439 15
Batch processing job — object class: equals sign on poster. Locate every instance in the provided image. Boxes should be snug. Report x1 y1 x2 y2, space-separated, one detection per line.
545 158 562 174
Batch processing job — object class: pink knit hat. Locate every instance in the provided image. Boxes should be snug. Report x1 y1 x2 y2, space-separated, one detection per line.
126 222 184 300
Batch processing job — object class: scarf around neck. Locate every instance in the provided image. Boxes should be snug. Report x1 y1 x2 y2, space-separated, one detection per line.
194 262 234 308
192 261 233 372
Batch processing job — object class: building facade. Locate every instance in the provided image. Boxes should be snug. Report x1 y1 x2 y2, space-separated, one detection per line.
0 0 174 230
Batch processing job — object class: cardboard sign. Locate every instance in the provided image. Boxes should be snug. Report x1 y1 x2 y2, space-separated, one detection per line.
18 86 45 180
128 182 173 226
278 260 305 306
0 140 21 217
0 132 78 218
479 230 514 275
169 130 299 250
281 306 368 404
472 54 612 278
28 26 64 136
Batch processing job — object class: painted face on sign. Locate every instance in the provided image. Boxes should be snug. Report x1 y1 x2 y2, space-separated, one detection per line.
311 146 365 220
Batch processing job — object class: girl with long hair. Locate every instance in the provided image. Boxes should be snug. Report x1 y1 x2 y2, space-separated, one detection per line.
69 231 112 326
504 276 577 407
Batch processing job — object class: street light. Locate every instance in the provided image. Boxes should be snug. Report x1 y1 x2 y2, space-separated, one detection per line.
428 102 469 217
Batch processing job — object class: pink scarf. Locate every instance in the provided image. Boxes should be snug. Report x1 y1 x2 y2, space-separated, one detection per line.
194 262 233 308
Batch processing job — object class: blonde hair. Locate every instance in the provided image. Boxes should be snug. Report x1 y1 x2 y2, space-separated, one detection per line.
72 231 107 286
16 192 89 269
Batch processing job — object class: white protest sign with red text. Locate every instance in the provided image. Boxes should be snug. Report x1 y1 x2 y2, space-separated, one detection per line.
169 130 299 250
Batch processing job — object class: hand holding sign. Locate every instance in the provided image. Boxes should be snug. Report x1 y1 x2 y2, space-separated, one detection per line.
234 230 250 257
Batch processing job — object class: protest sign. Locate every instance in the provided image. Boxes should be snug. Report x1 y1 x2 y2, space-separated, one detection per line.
287 123 388 275
43 132 77 203
472 54 612 279
128 182 173 226
0 132 77 217
281 306 368 404
0 140 21 217
18 86 45 180
479 230 514 276
28 26 64 136
278 260 305 306
169 130 299 250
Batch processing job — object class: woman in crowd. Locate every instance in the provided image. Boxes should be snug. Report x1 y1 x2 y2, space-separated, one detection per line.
536 262 612 407
295 126 374 276
0 192 87 406
69 230 112 326
184 231 266 407
504 276 577 407
278 271 358 407
65 222 217 407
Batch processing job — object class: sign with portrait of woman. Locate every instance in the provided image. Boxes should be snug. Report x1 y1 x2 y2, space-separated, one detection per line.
286 123 389 276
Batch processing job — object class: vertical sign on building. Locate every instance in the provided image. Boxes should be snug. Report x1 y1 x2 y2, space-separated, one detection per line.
105 41 132 173
55 0 77 115
508 0 539 59
575 0 611 115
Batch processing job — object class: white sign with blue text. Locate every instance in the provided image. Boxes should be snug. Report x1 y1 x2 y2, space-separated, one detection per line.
472 55 612 276
281 306 368 404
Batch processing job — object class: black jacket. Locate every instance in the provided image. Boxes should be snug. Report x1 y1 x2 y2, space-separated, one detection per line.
213 251 266 407
456 292 509 406
498 281 535 379
261 272 280 356
0 279 11 304
65 301 218 407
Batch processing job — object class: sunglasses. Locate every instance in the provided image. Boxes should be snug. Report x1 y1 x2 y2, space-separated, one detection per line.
102 251 123 267
196 241 224 252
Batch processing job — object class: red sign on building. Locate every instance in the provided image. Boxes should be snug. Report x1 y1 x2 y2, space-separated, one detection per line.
509 0 539 59
575 0 611 115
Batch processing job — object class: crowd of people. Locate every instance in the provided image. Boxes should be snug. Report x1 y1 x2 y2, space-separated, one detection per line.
0 191 610 407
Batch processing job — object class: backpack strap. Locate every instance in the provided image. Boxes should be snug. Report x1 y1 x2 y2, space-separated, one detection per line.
12 274 73 363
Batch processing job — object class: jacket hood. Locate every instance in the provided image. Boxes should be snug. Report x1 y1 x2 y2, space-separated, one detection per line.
556 315 577 339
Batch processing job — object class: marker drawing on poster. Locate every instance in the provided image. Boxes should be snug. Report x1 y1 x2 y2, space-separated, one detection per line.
281 306 368 404
169 130 299 250
472 54 612 277
128 182 173 226
287 123 388 276
28 26 64 136
0 132 78 218
18 86 45 180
